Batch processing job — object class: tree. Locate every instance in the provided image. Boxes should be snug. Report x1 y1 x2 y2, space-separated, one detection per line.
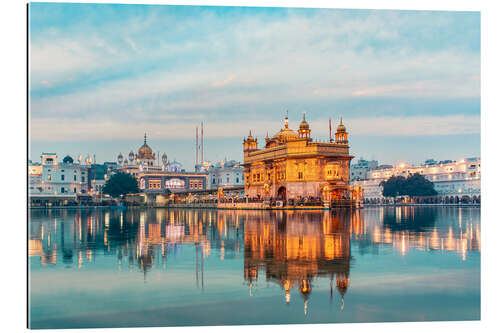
405 173 437 197
380 176 407 198
380 173 437 198
103 172 139 198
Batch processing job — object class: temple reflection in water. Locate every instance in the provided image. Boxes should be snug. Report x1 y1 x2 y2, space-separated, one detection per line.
243 211 352 313
29 206 480 314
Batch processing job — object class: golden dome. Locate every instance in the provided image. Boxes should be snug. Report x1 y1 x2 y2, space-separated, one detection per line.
272 128 299 142
299 113 310 130
336 118 346 133
336 275 349 296
137 133 154 159
299 279 312 299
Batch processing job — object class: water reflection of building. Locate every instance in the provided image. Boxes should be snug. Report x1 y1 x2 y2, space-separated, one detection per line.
243 211 352 313
351 207 481 260
29 206 481 308
29 209 245 284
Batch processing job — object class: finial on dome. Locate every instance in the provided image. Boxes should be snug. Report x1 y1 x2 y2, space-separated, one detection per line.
285 110 289 129
303 112 306 121
144 133 147 145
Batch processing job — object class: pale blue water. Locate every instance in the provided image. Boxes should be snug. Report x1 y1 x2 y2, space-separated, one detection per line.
28 207 480 329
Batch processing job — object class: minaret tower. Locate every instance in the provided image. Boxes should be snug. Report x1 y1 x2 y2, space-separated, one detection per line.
298 112 311 139
335 117 348 144
243 130 258 153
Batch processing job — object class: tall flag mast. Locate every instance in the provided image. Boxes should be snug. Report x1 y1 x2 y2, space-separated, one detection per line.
201 121 204 164
196 126 199 167
329 118 332 142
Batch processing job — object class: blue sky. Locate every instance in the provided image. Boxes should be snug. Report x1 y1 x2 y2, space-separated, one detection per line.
29 3 480 169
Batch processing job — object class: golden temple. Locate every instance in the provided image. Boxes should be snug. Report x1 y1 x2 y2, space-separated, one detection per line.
243 114 355 202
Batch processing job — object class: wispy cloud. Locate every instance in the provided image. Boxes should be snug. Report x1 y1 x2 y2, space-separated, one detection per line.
28 4 480 165
30 114 479 142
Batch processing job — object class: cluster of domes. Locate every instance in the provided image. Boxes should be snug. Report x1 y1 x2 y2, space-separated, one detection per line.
245 112 349 150
117 133 169 167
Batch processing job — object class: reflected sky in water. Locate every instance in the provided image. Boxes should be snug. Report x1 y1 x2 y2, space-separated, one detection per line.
28 207 480 329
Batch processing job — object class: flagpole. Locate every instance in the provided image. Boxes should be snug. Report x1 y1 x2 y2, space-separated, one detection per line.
329 118 332 142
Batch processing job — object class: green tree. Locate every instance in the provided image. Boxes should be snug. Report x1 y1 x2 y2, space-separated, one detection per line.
103 172 139 198
380 173 437 198
380 176 407 197
405 173 437 197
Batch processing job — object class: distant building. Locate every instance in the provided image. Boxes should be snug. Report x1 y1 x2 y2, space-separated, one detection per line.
207 159 244 190
353 158 481 203
138 171 208 194
89 162 119 195
349 158 378 182
118 133 180 178
29 153 91 197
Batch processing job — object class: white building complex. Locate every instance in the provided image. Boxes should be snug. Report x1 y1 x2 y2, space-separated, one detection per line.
207 160 244 191
29 153 91 203
350 158 379 181
353 158 481 204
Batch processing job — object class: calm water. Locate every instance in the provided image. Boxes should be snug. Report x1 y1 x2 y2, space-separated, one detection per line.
28 207 480 329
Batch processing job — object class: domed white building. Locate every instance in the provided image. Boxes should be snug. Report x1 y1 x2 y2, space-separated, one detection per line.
117 133 178 177
116 133 208 193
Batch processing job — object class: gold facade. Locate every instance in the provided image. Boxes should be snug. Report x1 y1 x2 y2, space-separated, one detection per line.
243 115 354 200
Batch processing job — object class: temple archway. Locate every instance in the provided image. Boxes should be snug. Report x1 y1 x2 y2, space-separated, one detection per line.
277 186 287 201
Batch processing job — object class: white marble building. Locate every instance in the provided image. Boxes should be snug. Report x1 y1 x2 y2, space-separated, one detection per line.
207 160 244 190
353 158 481 203
29 153 91 197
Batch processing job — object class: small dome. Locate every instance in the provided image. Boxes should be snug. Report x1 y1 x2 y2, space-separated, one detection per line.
299 113 310 130
118 152 123 158
299 279 312 299
336 275 349 296
246 130 255 141
62 155 73 164
336 118 346 133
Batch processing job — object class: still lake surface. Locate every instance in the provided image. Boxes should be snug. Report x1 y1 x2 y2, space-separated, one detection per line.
28 207 480 329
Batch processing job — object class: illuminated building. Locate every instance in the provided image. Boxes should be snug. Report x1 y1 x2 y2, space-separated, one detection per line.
353 158 481 203
137 171 208 193
243 114 354 201
349 158 379 181
116 133 208 193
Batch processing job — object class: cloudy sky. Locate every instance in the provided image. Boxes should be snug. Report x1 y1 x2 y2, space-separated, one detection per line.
28 3 480 169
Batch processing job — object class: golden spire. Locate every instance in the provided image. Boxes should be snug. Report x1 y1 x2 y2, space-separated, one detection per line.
284 110 289 129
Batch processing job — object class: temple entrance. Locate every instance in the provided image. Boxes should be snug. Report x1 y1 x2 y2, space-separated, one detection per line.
277 186 287 200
